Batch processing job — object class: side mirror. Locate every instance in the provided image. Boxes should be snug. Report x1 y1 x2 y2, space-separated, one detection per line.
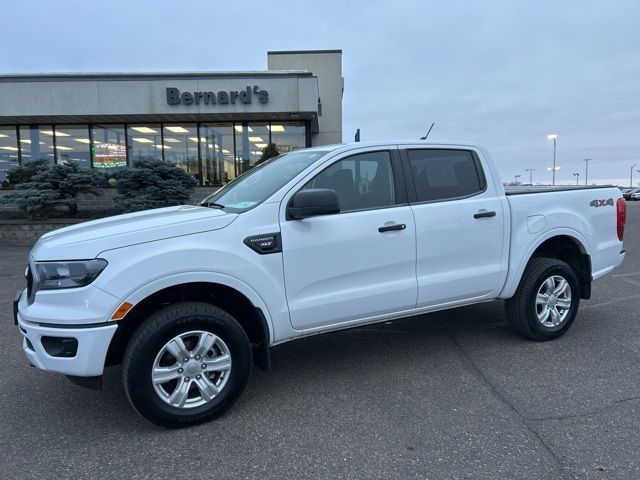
287 189 340 220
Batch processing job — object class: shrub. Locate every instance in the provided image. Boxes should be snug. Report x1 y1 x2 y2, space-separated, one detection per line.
0 161 102 219
2 158 50 188
114 158 197 213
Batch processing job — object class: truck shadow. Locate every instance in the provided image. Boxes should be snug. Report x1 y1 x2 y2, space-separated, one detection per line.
269 300 512 370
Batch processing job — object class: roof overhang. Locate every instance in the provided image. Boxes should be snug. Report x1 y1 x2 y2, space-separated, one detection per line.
0 112 318 128
0 71 320 131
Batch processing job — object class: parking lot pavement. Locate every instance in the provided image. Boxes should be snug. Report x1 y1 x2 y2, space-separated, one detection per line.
0 202 638 480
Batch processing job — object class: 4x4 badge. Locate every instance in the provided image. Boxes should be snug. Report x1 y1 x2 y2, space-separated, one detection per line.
589 198 614 207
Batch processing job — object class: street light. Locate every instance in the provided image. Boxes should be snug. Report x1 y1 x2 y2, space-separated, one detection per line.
572 172 580 186
631 164 638 188
547 134 558 186
525 168 535 185
514 174 521 184
583 158 591 185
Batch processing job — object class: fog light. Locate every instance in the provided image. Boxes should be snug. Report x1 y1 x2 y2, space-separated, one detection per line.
41 337 78 358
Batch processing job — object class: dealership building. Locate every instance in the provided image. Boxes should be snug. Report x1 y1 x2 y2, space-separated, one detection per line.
0 50 343 185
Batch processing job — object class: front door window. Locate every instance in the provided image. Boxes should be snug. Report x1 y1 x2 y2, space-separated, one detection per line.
303 151 395 212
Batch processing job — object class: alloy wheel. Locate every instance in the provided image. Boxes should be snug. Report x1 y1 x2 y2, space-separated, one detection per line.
151 330 232 409
535 275 572 328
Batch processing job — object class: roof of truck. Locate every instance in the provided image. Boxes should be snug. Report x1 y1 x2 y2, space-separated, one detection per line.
305 140 488 153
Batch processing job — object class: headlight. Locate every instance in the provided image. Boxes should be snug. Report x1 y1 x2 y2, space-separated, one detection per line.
34 259 108 290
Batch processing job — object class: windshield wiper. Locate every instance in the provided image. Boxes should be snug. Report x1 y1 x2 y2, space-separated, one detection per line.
205 202 225 210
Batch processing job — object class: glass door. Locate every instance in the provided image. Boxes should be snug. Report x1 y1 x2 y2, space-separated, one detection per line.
200 124 234 186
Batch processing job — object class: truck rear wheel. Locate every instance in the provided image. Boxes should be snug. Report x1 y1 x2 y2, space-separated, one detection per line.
505 257 580 341
122 302 251 428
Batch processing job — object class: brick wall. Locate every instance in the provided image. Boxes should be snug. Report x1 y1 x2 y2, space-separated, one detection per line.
0 187 219 216
0 220 86 245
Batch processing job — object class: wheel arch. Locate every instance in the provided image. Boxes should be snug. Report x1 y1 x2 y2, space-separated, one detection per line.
105 275 273 370
501 229 592 300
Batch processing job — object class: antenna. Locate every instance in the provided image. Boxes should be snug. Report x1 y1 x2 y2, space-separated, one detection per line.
420 122 435 140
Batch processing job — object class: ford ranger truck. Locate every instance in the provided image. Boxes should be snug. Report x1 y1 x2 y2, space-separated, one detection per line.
13 142 626 428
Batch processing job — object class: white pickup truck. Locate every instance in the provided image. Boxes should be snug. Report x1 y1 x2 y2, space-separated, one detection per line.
13 142 626 427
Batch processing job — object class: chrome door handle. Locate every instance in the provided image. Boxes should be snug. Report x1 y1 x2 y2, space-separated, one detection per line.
378 223 406 233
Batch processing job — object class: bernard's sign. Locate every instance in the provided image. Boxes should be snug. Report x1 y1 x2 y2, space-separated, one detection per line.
166 86 268 106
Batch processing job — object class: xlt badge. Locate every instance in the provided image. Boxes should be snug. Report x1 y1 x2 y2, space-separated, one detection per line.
243 233 282 254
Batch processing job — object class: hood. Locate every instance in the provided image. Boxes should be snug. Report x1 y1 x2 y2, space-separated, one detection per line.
31 205 237 261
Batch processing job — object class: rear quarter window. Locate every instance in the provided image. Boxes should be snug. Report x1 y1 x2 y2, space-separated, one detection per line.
407 149 485 202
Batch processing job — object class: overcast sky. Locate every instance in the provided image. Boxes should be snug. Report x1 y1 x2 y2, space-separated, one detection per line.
3 0 639 185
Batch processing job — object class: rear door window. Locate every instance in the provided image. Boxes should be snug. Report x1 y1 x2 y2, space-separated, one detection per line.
407 149 485 202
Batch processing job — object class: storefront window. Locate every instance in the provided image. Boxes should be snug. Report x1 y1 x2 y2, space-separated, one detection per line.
54 125 91 168
91 125 127 179
270 122 306 154
19 125 55 164
162 124 199 179
235 122 269 175
0 126 19 183
1 121 309 185
128 124 162 162
201 124 234 185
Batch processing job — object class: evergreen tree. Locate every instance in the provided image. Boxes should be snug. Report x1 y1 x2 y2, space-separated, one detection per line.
114 158 197 213
257 143 280 165
0 161 102 219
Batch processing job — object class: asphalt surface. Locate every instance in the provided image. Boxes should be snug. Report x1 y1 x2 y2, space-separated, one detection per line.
1 203 639 480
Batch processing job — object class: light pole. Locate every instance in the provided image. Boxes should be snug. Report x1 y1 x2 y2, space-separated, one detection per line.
547 134 558 185
547 166 560 185
583 158 591 185
514 174 521 184
631 164 637 188
572 172 580 185
525 168 535 185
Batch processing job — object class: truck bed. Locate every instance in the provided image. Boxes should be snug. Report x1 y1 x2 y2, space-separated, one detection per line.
501 184 624 299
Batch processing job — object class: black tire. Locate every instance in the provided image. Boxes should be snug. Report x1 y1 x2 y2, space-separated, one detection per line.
505 257 580 341
122 302 251 428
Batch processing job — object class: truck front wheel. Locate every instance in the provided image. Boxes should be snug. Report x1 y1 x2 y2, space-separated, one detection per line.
122 302 251 428
505 257 580 341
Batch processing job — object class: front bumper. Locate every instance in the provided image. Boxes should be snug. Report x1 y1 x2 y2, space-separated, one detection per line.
15 290 118 377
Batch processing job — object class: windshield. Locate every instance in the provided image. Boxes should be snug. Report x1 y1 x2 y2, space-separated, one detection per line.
200 149 331 213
